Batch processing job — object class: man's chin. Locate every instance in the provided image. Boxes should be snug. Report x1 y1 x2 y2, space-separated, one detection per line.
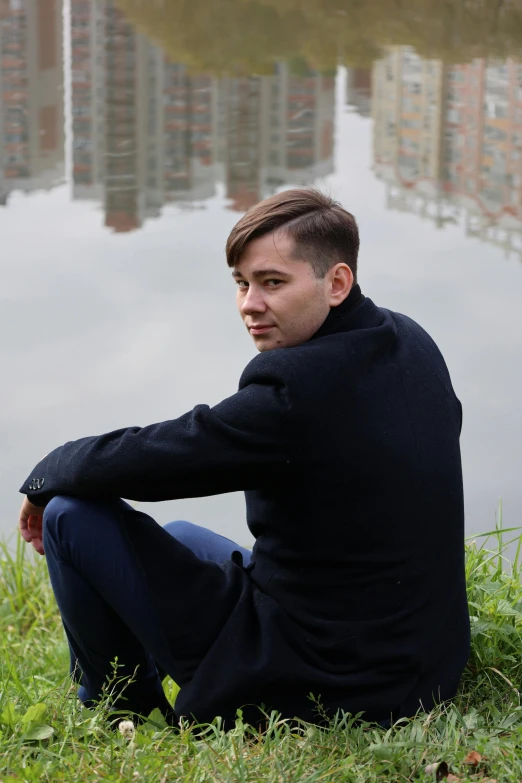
255 340 275 352
253 334 279 352
254 335 292 352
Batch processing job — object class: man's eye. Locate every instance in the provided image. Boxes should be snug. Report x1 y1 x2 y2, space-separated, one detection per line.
265 279 282 287
236 280 248 288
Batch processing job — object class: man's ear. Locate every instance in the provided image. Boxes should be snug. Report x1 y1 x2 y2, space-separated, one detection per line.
328 264 353 307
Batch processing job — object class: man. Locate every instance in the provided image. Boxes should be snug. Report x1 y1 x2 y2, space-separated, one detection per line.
19 189 470 727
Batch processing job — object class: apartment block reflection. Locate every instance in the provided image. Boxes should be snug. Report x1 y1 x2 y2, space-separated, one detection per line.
373 47 522 259
222 64 334 212
71 0 105 203
0 0 64 206
162 65 218 204
70 1 335 230
346 68 372 118
104 3 140 232
71 0 220 230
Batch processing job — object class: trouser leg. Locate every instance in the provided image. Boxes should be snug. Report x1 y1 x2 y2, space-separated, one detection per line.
43 496 241 717
163 520 251 566
153 520 252 685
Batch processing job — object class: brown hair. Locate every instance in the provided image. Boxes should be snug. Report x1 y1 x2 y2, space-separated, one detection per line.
225 188 359 281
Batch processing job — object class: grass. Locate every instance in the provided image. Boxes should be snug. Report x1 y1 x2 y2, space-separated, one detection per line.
1 515 522 782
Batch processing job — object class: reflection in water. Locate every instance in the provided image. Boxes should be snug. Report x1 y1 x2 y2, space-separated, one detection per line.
64 0 522 258
371 50 522 260
116 0 522 73
346 68 372 118
70 1 334 229
1 0 520 254
0 0 64 205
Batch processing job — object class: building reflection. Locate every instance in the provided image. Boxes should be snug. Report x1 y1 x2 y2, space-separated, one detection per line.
222 67 334 212
372 48 522 260
346 68 372 118
70 0 335 231
4 0 521 261
0 0 64 206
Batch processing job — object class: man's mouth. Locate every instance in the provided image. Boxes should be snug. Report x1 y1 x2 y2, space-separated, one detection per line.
249 325 274 335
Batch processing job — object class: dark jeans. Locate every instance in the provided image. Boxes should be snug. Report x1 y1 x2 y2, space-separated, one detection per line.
42 495 251 718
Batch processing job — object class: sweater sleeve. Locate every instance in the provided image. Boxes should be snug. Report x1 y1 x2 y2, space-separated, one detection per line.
19 353 298 505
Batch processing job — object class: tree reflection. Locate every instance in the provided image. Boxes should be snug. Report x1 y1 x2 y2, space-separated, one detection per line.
116 0 522 72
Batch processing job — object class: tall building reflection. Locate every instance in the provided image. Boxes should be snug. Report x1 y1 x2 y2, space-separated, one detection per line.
70 0 335 231
372 47 522 259
0 0 64 206
346 68 372 118
223 68 334 212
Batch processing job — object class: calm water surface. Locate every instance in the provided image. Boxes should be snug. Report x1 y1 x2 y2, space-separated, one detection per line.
1 0 522 545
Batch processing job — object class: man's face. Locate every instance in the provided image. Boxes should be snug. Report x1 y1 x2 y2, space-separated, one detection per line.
233 231 333 352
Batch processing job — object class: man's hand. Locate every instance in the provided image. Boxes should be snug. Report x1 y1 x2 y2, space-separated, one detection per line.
19 496 46 556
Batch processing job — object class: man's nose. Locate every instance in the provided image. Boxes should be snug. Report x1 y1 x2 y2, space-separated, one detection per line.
241 286 267 315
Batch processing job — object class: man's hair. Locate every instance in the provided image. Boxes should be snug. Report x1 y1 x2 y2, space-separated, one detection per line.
226 188 359 281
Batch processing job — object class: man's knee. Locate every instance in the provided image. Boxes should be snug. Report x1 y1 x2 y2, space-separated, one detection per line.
43 495 105 544
44 495 78 525
42 495 81 554
44 495 86 525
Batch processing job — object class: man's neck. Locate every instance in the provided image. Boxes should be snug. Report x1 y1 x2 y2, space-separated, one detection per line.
310 284 365 342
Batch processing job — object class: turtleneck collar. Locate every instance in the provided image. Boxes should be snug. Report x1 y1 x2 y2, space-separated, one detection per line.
309 284 365 342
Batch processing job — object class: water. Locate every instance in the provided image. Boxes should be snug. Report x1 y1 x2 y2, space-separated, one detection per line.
1 0 521 547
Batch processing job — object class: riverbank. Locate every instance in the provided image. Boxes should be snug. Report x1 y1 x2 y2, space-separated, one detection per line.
1 528 521 782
